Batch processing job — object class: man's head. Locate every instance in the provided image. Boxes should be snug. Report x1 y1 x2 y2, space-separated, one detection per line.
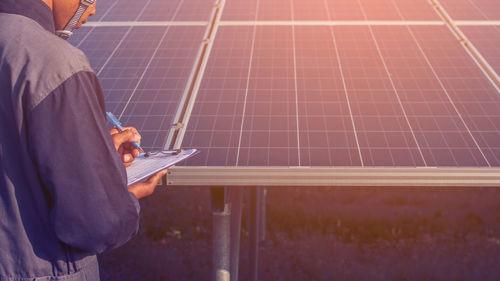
42 0 97 37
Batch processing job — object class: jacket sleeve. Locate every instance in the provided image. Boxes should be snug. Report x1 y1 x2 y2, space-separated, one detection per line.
27 71 140 254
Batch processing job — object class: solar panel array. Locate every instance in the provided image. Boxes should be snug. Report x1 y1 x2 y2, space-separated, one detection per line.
69 0 500 171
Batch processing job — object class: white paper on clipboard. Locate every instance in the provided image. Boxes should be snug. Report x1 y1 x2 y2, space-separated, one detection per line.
126 149 198 186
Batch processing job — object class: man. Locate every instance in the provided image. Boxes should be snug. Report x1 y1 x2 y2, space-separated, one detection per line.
0 0 166 280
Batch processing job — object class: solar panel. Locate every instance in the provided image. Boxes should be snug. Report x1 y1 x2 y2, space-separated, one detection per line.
67 26 91 47
68 0 500 185
438 0 500 20
70 26 129 73
119 26 206 150
70 26 206 151
461 26 500 75
180 24 500 167
355 0 439 20
221 0 440 21
93 0 216 22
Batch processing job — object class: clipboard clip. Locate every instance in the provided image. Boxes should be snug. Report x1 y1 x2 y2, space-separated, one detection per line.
144 149 182 158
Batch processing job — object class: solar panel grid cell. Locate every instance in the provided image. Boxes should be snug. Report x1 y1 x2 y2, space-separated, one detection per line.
258 0 292 21
182 26 256 166
96 0 215 22
325 0 365 20
372 26 491 167
293 0 329 21
74 27 129 73
295 26 362 166
462 26 500 75
87 0 118 22
410 26 500 166
137 0 181 21
67 27 91 47
173 0 216 21
357 0 405 20
438 0 500 20
387 0 441 20
99 0 149 21
237 26 299 166
96 27 167 120
222 0 440 21
333 26 425 167
220 0 257 21
119 26 206 150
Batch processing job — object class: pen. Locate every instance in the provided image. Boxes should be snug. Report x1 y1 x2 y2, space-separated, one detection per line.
106 112 145 153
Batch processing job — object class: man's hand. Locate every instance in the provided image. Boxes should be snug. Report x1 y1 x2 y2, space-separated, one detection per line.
110 127 141 167
128 169 167 199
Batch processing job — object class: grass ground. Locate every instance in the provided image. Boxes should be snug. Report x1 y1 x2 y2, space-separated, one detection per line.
98 187 500 280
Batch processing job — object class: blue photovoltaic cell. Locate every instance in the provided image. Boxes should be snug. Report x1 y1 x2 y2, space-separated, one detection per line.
439 0 500 20
94 0 215 22
138 0 215 21
221 0 440 21
67 26 91 47
354 0 439 20
410 26 500 166
136 0 183 22
70 26 205 151
219 0 258 21
371 25 494 166
70 27 129 74
170 0 216 21
331 26 425 167
119 26 206 150
461 26 500 75
181 25 500 167
294 27 362 166
86 0 116 22
235 26 299 166
92 27 166 117
182 26 273 166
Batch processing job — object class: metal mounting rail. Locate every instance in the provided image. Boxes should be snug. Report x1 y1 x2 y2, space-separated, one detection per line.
167 166 500 187
430 0 500 93
164 0 226 150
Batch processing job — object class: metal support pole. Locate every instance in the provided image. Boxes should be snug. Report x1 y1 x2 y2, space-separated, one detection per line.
211 187 230 281
248 187 261 281
260 188 267 242
229 187 243 281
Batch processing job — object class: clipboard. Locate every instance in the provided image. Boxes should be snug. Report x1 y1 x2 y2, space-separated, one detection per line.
126 149 198 186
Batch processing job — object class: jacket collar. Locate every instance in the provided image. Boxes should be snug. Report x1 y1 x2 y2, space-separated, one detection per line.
0 0 55 34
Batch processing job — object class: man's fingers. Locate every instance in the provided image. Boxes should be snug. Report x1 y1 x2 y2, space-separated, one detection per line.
122 127 141 144
109 128 120 135
111 129 140 150
128 170 167 199
146 169 167 185
122 153 134 163
122 126 140 135
122 147 140 159
123 142 141 154
132 148 140 158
